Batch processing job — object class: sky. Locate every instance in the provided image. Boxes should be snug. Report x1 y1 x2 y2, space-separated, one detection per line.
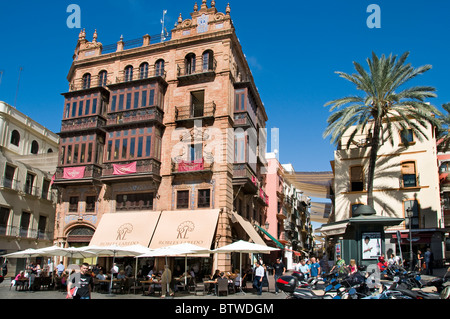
1 0 450 175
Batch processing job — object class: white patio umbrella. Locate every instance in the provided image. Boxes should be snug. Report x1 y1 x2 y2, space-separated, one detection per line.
213 240 279 294
79 244 152 296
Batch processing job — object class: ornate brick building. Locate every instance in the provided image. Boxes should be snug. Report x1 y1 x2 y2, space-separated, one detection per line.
53 1 269 272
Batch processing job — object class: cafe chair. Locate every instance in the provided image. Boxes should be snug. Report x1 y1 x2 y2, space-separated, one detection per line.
128 278 144 295
194 279 206 296
217 278 229 296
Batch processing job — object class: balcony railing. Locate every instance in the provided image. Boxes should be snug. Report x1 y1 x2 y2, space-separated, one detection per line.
102 159 161 178
55 164 103 181
0 177 21 192
69 75 110 92
0 225 53 241
115 67 166 84
233 112 254 128
61 115 106 133
106 106 163 126
258 188 269 206
177 57 217 78
175 102 216 121
172 158 213 174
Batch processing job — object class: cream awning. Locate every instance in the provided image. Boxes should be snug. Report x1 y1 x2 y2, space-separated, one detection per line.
231 211 266 246
89 211 161 247
149 209 220 251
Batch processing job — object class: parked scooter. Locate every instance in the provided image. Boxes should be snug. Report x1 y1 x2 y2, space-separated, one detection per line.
276 275 336 299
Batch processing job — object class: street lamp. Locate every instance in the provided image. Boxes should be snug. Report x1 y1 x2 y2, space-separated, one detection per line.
406 207 414 271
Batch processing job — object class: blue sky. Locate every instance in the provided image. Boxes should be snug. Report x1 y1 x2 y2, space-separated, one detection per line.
1 0 450 173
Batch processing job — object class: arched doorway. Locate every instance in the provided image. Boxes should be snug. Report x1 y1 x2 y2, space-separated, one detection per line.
66 226 96 265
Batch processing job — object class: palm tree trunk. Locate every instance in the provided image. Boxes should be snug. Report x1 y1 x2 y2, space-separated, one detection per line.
366 118 382 207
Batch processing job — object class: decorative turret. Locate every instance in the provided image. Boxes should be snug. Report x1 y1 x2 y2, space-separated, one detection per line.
73 29 103 61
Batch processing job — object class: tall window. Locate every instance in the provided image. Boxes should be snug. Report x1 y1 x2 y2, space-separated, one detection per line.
235 89 246 112
98 70 108 86
41 179 50 200
124 65 133 82
20 212 31 238
177 190 189 209
24 173 35 195
86 196 97 212
139 62 149 79
0 207 10 235
404 200 420 229
31 140 39 154
3 164 16 189
155 59 165 76
82 73 91 89
400 129 414 145
105 127 155 162
69 196 79 212
198 189 211 208
189 143 203 162
202 50 214 71
190 90 205 117
401 161 417 188
350 165 364 191
37 216 47 239
185 53 196 75
10 130 20 146
234 131 246 163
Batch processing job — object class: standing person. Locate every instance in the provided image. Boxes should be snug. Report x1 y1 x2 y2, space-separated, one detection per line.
424 248 434 275
1 260 8 277
417 250 424 272
56 261 65 277
67 263 93 299
297 259 310 280
253 261 264 295
160 265 174 298
348 259 357 274
125 263 133 278
47 259 54 277
309 257 321 278
273 258 286 294
331 255 346 274
111 263 119 278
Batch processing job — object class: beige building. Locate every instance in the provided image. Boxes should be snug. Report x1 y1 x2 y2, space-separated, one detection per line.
328 117 446 264
0 101 59 276
53 1 269 273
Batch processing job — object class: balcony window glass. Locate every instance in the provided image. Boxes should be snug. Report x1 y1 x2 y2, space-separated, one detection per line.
350 166 364 191
202 50 214 71
3 165 16 188
0 207 10 236
42 179 50 200
124 66 133 82
400 129 414 144
86 196 96 212
69 196 79 212
118 94 124 111
190 90 205 117
87 143 93 162
401 161 417 188
37 216 47 239
78 100 84 117
98 70 107 86
134 92 140 108
92 98 97 114
177 190 189 209
155 59 165 76
116 193 153 211
198 189 210 208
111 96 117 112
139 62 149 79
185 53 196 75
20 212 30 238
24 173 35 195
82 73 91 89
189 144 203 162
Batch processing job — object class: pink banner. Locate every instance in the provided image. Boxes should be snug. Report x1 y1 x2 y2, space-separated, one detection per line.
178 158 204 172
63 166 86 179
50 174 55 186
113 162 137 175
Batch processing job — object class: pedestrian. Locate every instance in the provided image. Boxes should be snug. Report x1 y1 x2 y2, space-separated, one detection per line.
273 258 286 294
111 263 119 278
331 255 346 274
417 250 424 272
309 257 321 278
348 259 357 274
56 261 65 276
67 262 93 299
253 261 264 295
161 265 174 298
1 260 8 277
424 248 434 275
297 259 310 280
125 263 133 277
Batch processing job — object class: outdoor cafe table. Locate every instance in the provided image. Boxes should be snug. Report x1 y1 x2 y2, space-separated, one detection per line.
203 279 234 295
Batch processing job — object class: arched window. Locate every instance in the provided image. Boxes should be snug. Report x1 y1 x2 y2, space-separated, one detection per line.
82 73 91 89
202 50 214 71
185 53 196 75
31 140 39 154
155 59 165 77
10 130 20 146
47 148 53 153
124 65 133 82
98 70 108 86
139 62 149 79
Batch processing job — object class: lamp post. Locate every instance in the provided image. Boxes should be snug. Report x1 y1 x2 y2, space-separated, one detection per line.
406 207 413 271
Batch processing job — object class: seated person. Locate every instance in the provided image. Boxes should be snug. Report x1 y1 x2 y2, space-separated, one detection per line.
117 270 126 280
377 256 388 272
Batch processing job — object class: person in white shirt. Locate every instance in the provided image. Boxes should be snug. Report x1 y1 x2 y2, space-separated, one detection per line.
56 261 65 276
111 263 119 278
253 261 264 295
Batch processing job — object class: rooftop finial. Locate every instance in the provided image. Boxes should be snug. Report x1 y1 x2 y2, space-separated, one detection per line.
178 13 183 23
194 2 198 12
226 3 231 15
211 0 216 7
93 29 98 43
201 0 208 9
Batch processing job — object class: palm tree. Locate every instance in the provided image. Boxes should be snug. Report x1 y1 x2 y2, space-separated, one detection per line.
323 52 440 207
436 103 450 153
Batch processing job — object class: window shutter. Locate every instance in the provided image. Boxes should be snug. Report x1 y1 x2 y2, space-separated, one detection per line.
350 166 363 182
401 162 416 175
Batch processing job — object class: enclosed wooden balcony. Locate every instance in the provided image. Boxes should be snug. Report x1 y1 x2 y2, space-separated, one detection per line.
60 115 107 134
101 158 161 183
175 102 216 122
232 163 258 194
105 106 164 128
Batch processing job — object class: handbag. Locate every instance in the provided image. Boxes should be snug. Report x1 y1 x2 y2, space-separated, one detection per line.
66 286 78 299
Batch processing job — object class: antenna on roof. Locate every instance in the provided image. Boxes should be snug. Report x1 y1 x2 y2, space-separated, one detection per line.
161 9 167 42
14 67 23 108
